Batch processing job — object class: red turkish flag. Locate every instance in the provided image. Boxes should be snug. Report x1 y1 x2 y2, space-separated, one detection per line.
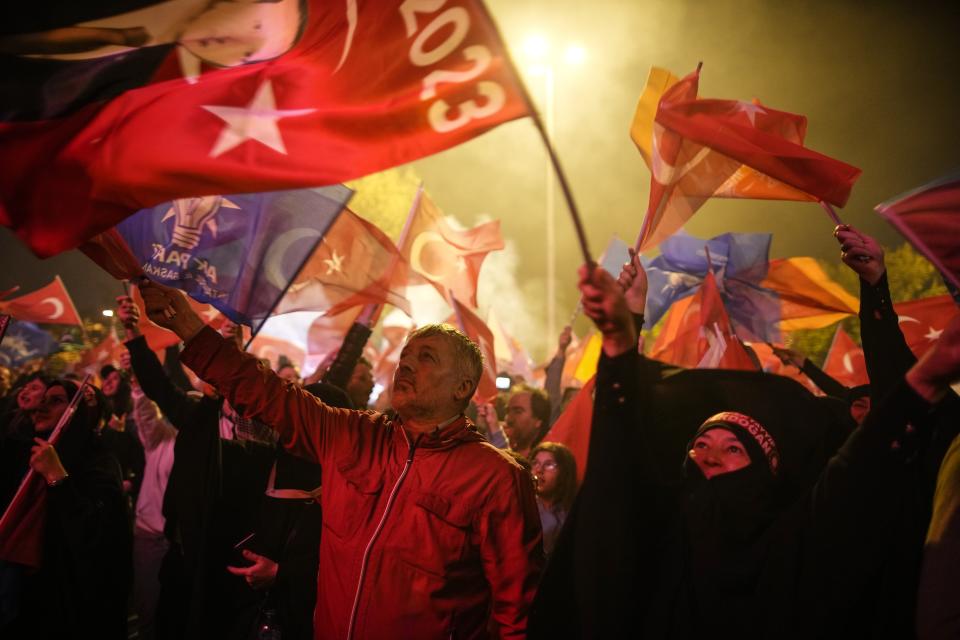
249 335 306 372
0 276 83 326
876 170 960 291
400 191 504 307
306 309 362 361
449 297 498 402
0 1 532 257
76 333 126 374
0 470 46 568
542 377 596 484
635 65 860 251
895 295 959 358
649 270 757 371
822 326 868 388
276 209 413 317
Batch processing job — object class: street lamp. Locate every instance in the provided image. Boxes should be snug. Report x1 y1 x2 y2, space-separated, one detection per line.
520 35 586 345
102 309 114 317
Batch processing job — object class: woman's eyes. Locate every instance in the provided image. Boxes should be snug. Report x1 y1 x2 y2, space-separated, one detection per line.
693 441 708 449
727 446 744 455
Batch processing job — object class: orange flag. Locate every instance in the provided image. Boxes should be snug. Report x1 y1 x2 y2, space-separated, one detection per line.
822 326 868 387
649 270 756 370
0 276 83 326
400 192 503 307
632 65 860 251
450 297 498 403
542 377 596 484
276 209 413 317
762 257 859 330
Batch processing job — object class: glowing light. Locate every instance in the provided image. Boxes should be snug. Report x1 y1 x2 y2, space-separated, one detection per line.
102 309 114 317
523 35 550 59
564 44 586 65
526 64 549 77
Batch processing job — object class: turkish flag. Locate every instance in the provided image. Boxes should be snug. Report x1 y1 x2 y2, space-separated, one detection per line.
76 332 126 374
276 208 413 317
876 169 960 291
400 190 504 307
449 296 498 402
542 377 596 484
306 309 362 361
633 65 860 251
895 295 959 358
0 467 46 568
0 0 532 257
822 326 868 388
0 276 83 326
649 270 757 371
249 334 306 372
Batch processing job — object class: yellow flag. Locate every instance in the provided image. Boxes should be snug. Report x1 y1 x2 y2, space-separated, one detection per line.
629 67 680 169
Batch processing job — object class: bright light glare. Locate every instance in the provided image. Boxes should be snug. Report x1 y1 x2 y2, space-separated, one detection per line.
564 44 586 65
523 35 549 59
526 64 548 77
102 309 114 317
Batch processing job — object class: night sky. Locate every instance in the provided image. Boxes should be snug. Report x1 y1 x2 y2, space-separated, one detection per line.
2 0 958 359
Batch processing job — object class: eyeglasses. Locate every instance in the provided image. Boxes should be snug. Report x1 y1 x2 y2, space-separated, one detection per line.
532 461 558 472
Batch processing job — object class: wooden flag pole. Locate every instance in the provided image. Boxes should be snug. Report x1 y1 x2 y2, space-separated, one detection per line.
819 200 870 262
486 11 593 267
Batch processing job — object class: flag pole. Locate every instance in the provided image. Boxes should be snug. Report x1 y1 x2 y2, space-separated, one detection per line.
483 5 593 267
243 202 353 351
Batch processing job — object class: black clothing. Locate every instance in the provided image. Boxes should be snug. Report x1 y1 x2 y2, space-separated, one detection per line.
127 336 271 639
530 349 948 639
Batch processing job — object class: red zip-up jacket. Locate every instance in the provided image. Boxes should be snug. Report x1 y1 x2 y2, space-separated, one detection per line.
181 327 543 639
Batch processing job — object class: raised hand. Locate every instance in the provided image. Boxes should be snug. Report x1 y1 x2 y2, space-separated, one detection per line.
30 437 68 485
579 263 636 357
116 295 141 339
137 279 205 341
834 224 885 285
616 247 648 316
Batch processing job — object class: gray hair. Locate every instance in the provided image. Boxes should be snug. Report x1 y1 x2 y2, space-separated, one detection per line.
407 324 483 399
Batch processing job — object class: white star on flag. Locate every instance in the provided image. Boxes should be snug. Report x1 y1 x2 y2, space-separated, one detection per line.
736 101 766 126
203 80 316 157
323 250 345 275
925 326 943 341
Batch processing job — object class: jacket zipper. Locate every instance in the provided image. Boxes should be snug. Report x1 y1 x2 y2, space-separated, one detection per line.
346 429 418 640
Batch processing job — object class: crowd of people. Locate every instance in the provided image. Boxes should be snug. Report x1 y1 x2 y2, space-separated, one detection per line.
0 224 958 639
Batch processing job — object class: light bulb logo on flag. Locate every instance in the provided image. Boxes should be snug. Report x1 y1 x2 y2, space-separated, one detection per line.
161 196 240 250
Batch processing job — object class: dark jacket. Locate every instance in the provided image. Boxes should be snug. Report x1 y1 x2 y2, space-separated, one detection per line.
530 348 950 639
126 335 272 639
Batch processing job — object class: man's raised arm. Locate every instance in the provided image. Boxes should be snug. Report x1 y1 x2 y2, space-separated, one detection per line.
138 279 357 463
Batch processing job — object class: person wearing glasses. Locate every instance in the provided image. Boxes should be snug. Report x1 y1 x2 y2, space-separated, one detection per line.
530 442 578 555
1 380 131 638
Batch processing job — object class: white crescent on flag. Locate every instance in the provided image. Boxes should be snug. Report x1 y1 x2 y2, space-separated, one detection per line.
409 231 450 282
40 297 64 320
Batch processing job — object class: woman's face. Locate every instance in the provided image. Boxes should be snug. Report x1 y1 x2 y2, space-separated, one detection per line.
101 370 122 398
532 451 560 498
17 378 47 411
689 428 751 480
33 386 70 433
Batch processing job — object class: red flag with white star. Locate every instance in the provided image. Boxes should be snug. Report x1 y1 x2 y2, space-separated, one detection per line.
895 295 959 358
822 326 868 388
76 332 126 374
275 208 413 318
632 65 861 251
400 191 504 308
0 276 83 326
0 0 531 257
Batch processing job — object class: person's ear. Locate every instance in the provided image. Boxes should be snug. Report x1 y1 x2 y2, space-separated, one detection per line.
454 377 474 403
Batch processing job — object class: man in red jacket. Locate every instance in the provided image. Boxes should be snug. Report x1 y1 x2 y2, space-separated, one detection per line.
139 280 543 640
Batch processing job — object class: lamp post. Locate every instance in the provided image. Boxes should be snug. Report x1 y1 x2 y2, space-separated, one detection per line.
522 36 585 345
